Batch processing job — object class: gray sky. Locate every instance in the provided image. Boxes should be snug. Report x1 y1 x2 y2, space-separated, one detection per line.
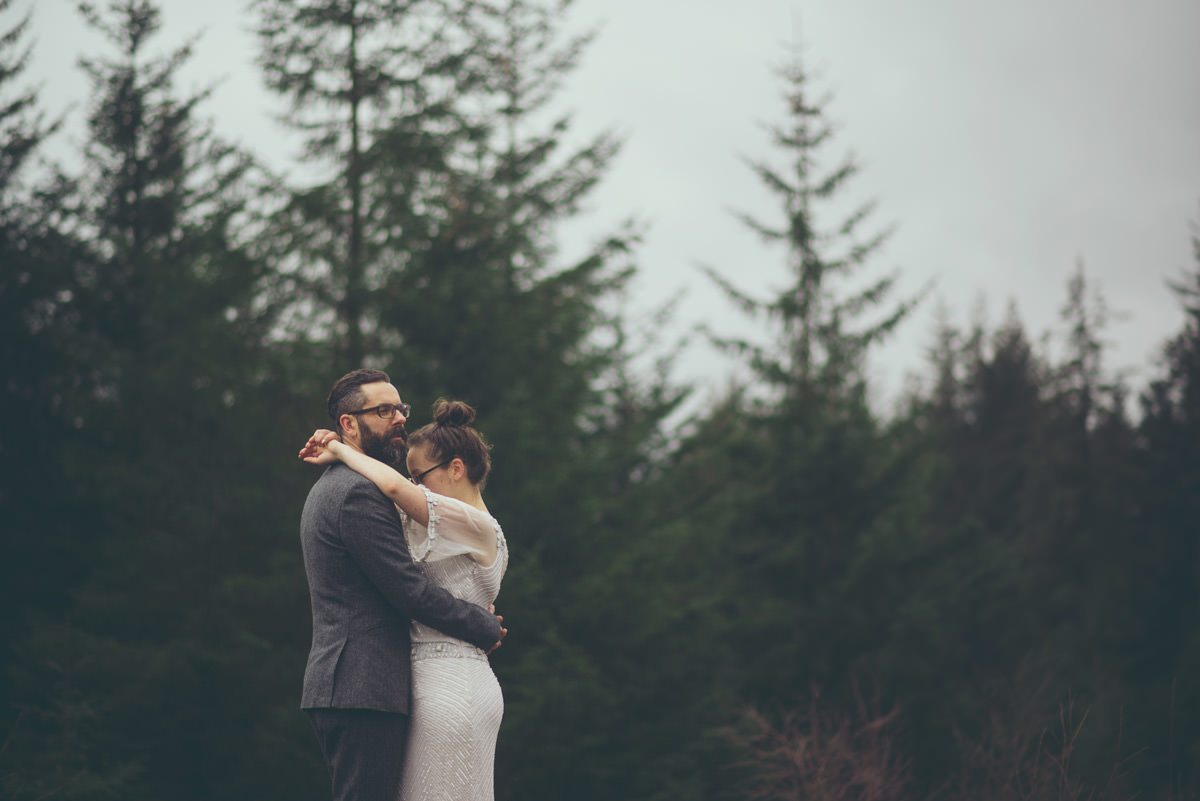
23 0 1200 411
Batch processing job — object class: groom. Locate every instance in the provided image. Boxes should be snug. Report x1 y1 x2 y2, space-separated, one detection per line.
300 368 506 801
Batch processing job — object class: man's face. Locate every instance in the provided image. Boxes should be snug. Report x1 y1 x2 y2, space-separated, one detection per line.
351 382 408 467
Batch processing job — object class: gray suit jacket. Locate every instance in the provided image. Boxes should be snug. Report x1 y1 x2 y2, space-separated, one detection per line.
300 463 503 713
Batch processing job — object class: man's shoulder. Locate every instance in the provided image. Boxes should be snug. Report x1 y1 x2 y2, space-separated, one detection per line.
302 466 391 538
308 464 387 505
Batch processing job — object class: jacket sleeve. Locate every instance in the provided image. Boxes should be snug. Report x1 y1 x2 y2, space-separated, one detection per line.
339 476 502 650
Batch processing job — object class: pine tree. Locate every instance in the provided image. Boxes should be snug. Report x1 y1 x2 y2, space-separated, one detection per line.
694 44 926 698
912 271 1164 794
1130 217 1200 794
1043 266 1139 654
254 0 494 364
0 0 50 196
1 3 319 797
542 46 945 799
361 4 693 797
255 2 686 797
0 2 95 792
703 48 920 406
365 0 632 518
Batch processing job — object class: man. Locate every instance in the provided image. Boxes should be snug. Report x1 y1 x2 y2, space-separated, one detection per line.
300 369 506 801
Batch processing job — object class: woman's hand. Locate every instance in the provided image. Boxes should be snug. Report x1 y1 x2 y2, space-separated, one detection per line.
299 429 343 465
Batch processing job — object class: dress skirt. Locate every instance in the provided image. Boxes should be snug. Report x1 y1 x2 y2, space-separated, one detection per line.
400 643 504 801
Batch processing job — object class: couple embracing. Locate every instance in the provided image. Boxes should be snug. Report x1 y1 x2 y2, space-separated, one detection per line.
297 368 509 801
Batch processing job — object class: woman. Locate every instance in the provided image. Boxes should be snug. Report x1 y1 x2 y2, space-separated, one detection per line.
300 399 508 801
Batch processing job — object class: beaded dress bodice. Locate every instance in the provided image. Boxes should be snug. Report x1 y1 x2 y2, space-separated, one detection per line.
405 489 507 644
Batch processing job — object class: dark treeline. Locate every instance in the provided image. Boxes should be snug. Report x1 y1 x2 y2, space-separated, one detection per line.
2 0 1198 799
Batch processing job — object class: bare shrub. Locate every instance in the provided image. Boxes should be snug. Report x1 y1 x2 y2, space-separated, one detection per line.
724 684 912 801
943 688 1138 801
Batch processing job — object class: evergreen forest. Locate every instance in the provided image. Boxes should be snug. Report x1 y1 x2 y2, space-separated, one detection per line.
2 1 1198 799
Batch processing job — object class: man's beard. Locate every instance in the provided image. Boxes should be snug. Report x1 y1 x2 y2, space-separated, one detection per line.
361 424 407 468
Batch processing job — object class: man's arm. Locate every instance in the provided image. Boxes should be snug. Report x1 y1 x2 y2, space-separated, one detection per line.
340 478 503 651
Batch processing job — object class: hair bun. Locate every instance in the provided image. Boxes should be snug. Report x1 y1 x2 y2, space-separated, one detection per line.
433 398 477 427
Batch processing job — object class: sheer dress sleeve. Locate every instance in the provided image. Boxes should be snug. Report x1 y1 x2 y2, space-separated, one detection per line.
401 486 499 565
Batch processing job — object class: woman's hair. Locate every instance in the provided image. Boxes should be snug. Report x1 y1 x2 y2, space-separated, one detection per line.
407 399 492 486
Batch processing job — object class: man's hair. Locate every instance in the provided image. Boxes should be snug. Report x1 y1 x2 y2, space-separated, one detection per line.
327 368 391 432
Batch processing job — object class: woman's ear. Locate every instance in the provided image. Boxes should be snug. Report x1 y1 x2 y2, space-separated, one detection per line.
450 457 467 480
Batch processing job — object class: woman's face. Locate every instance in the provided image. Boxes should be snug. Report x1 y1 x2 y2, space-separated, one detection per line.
406 444 454 491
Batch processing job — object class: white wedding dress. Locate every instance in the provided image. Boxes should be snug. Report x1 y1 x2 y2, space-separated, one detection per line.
400 487 508 801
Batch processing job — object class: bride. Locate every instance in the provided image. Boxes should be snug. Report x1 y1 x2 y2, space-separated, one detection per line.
301 399 508 801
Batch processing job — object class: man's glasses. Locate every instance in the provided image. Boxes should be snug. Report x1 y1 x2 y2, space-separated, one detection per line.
346 402 411 419
410 461 451 485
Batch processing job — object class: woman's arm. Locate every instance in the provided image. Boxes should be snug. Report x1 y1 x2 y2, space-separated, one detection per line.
300 430 431 526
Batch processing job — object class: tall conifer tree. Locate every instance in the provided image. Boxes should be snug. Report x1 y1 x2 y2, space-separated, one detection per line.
1 3 312 798
360 4 690 798
1132 221 1200 792
692 45 925 702
256 2 681 798
704 50 918 404
0 3 91 787
552 46 940 799
255 0 491 363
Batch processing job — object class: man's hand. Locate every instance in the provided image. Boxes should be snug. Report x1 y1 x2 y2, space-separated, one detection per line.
486 604 507 654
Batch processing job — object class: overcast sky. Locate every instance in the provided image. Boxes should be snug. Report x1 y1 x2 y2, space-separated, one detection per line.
22 0 1200 411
